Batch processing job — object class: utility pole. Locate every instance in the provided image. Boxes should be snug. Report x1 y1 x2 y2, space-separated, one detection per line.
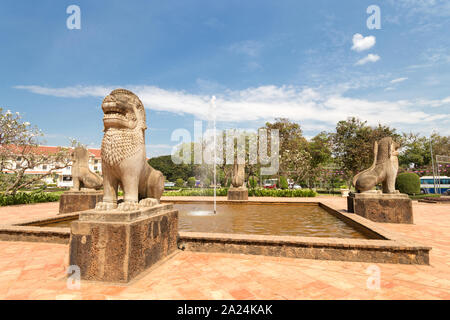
430 131 437 194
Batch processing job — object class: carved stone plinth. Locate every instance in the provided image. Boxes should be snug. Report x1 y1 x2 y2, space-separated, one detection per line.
69 203 178 283
347 192 413 224
59 191 103 214
227 187 248 201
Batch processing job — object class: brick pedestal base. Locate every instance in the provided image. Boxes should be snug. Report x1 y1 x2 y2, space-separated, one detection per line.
59 191 103 214
347 192 413 224
227 188 248 201
69 203 178 283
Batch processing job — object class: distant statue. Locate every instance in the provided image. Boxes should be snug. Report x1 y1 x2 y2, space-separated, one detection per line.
95 89 164 211
70 146 103 191
353 137 400 193
231 153 246 189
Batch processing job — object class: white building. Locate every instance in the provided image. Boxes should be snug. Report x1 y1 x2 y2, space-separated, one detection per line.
1 146 102 188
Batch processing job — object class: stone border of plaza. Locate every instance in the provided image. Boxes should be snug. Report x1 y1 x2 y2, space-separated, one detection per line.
0 199 431 265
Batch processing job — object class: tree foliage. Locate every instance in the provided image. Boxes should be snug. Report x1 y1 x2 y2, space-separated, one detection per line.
331 117 399 184
0 108 73 195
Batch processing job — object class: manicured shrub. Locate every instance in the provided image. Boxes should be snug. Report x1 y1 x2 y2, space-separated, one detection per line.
279 176 289 190
395 172 420 195
187 177 196 188
0 191 61 206
175 178 185 188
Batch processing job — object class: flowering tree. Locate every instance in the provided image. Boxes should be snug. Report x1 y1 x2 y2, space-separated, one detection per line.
0 107 73 195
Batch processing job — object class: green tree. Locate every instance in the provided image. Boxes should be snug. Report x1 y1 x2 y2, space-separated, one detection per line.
263 118 311 184
279 176 289 189
203 177 211 187
331 117 399 186
248 176 258 189
399 132 450 173
187 176 196 188
0 108 73 195
308 132 332 168
148 155 196 182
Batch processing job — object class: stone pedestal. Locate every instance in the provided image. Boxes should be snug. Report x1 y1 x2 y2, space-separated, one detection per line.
347 192 413 224
227 187 248 201
69 203 178 283
59 191 103 214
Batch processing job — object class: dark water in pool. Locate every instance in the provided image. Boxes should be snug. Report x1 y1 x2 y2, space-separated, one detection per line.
176 203 367 239
39 203 367 239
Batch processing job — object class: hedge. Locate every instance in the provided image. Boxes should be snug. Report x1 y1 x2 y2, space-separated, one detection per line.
164 188 317 197
164 188 229 197
248 188 316 197
0 191 62 207
396 172 420 195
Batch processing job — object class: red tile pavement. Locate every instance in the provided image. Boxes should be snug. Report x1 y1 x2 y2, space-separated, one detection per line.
0 202 59 225
0 196 449 300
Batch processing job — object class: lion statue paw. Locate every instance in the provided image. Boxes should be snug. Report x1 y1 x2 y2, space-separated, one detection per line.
139 198 159 208
95 202 117 211
117 201 141 211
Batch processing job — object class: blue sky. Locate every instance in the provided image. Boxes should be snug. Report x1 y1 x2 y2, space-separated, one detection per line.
1 0 449 157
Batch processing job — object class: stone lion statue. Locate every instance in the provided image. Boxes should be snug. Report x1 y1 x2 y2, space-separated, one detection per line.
95 89 164 211
353 137 400 193
231 153 245 189
70 146 103 191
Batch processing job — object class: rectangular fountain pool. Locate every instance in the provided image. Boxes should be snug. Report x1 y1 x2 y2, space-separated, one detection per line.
176 202 369 239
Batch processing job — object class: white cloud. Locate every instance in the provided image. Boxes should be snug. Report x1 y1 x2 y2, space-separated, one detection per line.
390 77 408 84
351 33 376 52
14 85 112 98
355 54 380 65
14 84 450 135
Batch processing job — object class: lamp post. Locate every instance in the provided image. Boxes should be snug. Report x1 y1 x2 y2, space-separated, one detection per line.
430 130 438 194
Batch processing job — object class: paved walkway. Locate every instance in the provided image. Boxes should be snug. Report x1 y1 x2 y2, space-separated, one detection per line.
0 197 449 299
0 202 59 225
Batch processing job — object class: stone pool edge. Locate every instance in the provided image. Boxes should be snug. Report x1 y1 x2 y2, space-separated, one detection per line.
175 201 431 265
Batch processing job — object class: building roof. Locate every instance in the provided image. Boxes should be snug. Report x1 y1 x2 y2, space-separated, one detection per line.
1 145 102 159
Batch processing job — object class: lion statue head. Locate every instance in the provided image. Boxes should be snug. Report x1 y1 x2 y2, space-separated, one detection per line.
101 89 147 166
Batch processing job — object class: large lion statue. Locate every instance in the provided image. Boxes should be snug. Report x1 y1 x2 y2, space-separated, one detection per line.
70 146 103 191
353 137 400 193
95 89 164 211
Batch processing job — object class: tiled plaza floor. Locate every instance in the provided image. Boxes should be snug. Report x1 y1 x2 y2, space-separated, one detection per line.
0 196 449 300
